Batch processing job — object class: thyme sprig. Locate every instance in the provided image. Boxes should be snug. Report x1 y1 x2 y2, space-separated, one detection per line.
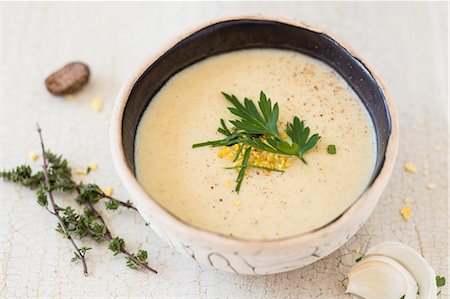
193 91 321 192
37 124 89 275
0 125 157 275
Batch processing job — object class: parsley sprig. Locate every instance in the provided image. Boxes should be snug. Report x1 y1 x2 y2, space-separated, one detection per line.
193 91 321 192
0 125 157 275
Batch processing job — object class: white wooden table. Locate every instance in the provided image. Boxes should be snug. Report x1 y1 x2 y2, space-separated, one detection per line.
1 2 448 298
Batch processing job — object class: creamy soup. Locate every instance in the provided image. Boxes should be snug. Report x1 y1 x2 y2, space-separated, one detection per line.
135 49 376 240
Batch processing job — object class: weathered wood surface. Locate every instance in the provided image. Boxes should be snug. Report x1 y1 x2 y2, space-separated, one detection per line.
1 2 447 298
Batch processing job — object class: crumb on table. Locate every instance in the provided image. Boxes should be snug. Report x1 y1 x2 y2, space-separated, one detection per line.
403 162 417 173
75 168 88 175
90 97 104 112
400 206 412 220
29 152 39 161
88 162 97 171
102 187 113 197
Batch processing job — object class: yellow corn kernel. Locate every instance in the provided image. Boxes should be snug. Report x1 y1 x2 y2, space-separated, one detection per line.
232 199 241 206
225 180 231 187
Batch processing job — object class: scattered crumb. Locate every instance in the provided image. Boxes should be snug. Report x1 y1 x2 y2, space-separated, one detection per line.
403 162 417 173
403 198 413 204
74 168 88 175
102 187 113 197
232 199 241 206
400 206 412 220
225 180 231 187
418 119 426 126
64 94 75 100
90 97 103 112
100 112 111 125
432 144 441 152
426 183 435 190
29 152 39 161
423 168 429 176
88 162 97 171
354 247 361 254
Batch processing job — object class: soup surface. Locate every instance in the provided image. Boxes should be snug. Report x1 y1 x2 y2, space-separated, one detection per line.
135 49 376 240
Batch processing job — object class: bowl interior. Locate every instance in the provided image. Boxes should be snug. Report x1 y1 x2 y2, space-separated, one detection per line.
122 19 391 185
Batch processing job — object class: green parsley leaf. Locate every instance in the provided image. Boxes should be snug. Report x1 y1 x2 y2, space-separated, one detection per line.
436 275 446 287
327 144 336 154
193 91 321 192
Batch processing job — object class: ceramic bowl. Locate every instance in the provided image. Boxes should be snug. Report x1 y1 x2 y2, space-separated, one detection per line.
111 17 398 275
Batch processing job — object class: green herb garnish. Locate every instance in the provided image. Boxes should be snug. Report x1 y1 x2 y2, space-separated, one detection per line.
355 256 364 262
0 125 157 275
327 144 336 154
235 147 252 193
193 91 321 193
436 275 446 288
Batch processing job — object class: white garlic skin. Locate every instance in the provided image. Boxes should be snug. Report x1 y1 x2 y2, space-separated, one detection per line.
366 241 437 299
347 255 418 299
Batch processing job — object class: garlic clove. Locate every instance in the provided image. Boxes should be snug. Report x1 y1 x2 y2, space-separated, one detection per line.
366 241 436 299
347 255 418 299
